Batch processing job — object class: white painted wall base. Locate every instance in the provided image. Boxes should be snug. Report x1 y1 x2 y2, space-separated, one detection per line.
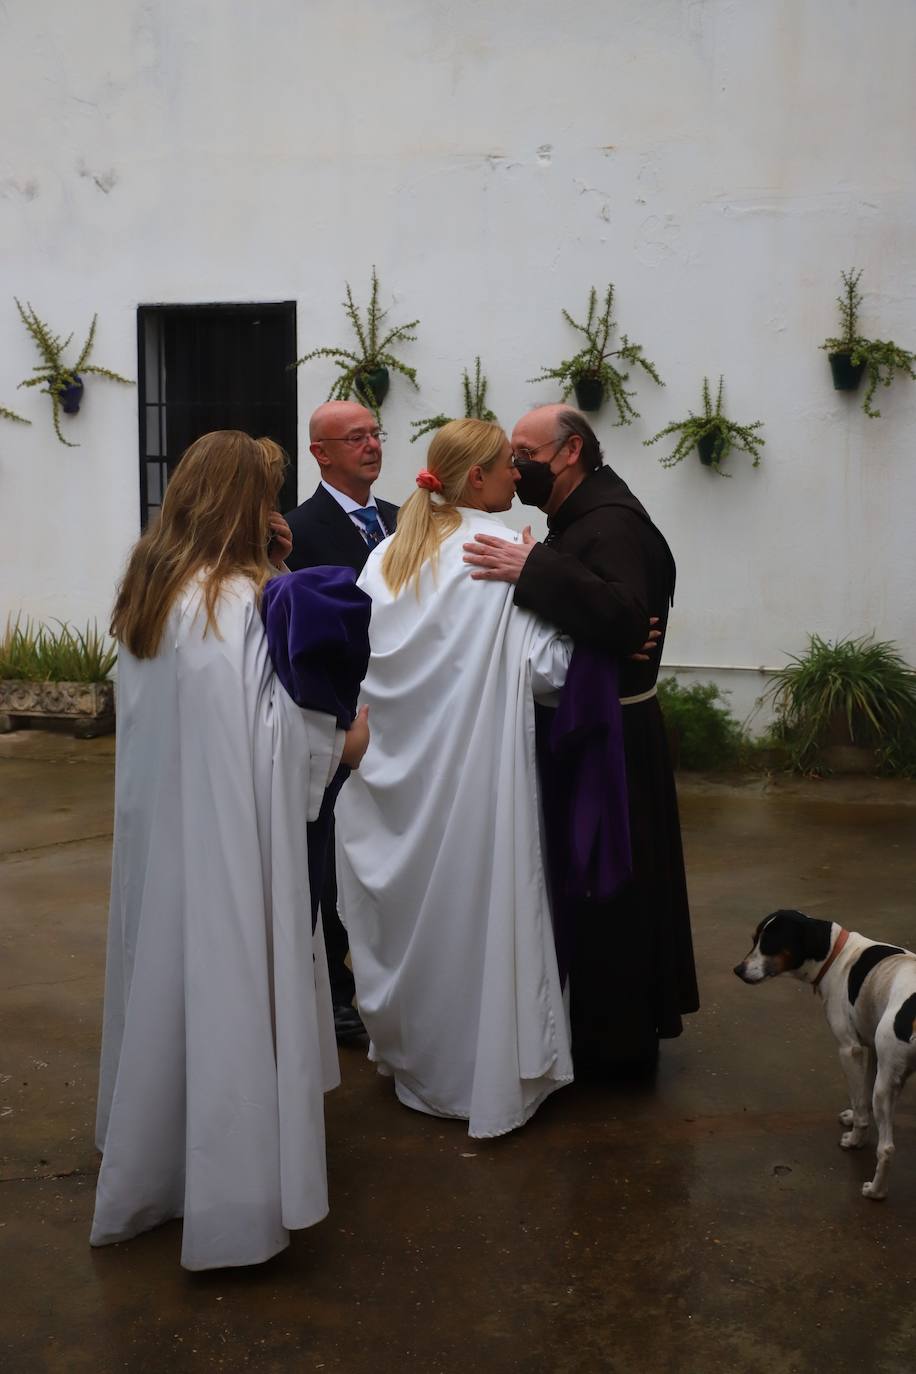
662 665 779 738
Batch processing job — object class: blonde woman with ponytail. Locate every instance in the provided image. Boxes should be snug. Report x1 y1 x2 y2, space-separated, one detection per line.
336 419 574 1138
92 430 371 1270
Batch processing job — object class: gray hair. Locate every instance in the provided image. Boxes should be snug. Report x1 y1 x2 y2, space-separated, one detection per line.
554 408 604 472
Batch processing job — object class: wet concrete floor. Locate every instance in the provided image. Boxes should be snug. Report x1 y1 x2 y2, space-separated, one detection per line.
2 730 916 1373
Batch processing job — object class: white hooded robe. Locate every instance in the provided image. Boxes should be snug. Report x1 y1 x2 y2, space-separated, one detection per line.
336 509 573 1139
91 575 341 1270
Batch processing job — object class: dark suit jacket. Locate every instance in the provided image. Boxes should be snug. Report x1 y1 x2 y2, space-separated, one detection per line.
283 483 399 575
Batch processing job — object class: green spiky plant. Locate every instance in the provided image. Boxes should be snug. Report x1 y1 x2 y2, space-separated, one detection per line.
529 283 663 425
293 267 419 413
410 356 497 442
766 634 916 776
15 300 133 446
0 615 117 683
644 376 764 476
821 268 916 419
0 405 30 425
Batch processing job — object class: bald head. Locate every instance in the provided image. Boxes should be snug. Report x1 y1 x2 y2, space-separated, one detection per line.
525 403 577 432
308 400 384 504
309 400 378 443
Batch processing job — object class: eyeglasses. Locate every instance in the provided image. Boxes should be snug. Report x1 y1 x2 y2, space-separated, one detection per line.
322 429 386 448
510 438 565 466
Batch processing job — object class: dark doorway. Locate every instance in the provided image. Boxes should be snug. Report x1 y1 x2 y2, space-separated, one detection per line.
137 302 298 527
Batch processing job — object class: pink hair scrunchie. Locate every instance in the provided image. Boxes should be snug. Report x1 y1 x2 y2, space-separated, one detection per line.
416 469 444 494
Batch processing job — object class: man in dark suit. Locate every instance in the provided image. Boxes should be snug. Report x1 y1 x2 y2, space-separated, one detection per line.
285 401 399 1043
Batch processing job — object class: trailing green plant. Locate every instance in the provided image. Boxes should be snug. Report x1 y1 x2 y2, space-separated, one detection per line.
410 356 497 442
657 676 748 770
292 266 419 412
0 616 117 683
821 268 916 418
765 633 916 776
529 283 664 425
0 404 30 424
15 300 133 446
644 376 764 476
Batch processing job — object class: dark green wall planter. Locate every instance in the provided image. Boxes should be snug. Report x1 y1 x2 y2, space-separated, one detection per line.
355 366 390 406
696 432 726 467
828 352 865 391
573 377 604 411
60 376 84 414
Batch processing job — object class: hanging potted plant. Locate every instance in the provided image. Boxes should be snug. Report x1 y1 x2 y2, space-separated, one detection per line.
15 300 133 446
822 269 867 392
529 283 664 423
0 617 117 738
410 356 497 442
643 376 764 476
293 266 419 412
820 269 916 417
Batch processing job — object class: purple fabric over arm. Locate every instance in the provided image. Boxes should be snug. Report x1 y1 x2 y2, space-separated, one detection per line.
261 567 372 933
550 646 631 903
537 646 631 986
260 566 371 727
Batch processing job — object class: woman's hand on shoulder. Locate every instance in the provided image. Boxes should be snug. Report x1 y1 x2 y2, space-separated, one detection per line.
341 705 370 769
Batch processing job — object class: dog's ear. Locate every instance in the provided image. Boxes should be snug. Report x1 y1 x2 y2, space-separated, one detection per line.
799 914 832 963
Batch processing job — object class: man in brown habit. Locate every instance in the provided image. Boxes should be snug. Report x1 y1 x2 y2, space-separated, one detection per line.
462 404 699 1074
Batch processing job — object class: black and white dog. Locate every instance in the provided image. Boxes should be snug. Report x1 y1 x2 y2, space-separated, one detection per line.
735 909 916 1200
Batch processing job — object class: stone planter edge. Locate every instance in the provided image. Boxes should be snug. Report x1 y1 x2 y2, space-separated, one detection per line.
0 679 115 736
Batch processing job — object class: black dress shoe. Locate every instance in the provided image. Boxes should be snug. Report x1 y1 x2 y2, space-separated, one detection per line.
333 1003 367 1044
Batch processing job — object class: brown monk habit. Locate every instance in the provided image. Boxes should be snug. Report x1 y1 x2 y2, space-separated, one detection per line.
515 465 699 1070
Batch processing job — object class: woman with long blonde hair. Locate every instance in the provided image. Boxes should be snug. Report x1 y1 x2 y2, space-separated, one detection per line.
92 430 370 1270
336 419 574 1138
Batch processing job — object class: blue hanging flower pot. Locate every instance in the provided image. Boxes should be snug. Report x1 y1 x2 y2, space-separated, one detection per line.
59 375 84 415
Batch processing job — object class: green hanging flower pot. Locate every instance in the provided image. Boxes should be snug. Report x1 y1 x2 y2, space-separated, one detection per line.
354 365 390 407
644 377 764 477
827 351 865 392
696 431 726 467
573 376 605 412
529 283 664 426
820 269 916 417
291 267 419 413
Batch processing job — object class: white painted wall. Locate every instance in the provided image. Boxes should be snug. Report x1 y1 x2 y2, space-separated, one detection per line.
2 0 914 730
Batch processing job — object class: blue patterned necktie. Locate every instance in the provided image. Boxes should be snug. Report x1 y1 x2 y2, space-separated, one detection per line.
352 506 385 548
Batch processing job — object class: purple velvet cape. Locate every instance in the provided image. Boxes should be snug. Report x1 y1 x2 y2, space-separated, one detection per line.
536 646 632 986
261 567 372 930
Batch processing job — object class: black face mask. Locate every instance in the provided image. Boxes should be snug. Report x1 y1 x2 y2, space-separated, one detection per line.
513 457 556 507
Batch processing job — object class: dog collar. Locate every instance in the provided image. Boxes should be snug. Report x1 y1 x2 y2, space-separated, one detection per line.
812 927 850 993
